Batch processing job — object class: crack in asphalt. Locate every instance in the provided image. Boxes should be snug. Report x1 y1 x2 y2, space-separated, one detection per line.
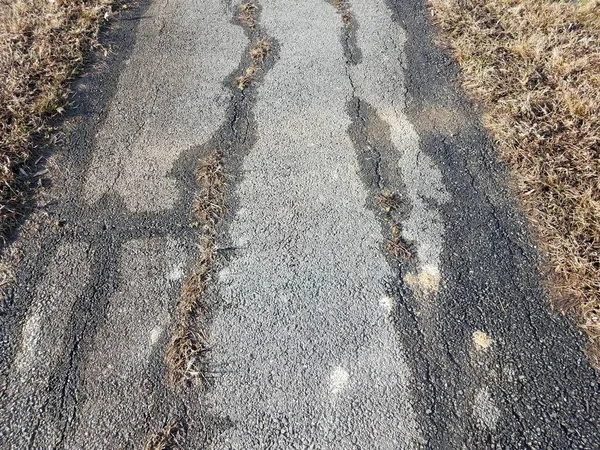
337 2 459 443
1 0 600 448
203 0 424 446
0 0 246 447
152 1 280 443
345 48 447 450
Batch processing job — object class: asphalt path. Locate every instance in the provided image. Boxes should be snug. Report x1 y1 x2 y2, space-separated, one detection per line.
0 0 599 448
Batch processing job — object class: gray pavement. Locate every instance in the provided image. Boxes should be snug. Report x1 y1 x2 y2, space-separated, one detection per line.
0 0 599 448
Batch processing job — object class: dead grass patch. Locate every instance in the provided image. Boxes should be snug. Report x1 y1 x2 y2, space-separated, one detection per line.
144 418 183 450
429 0 600 364
0 0 113 239
166 153 225 386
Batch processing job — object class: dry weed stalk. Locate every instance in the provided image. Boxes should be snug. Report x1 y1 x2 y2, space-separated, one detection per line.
144 418 183 450
429 0 600 364
166 153 225 385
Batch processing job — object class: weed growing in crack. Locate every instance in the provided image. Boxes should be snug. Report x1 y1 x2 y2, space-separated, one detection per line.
237 1 257 29
377 189 412 261
144 418 183 450
166 152 225 386
249 38 271 64
193 153 226 229
166 0 271 388
235 66 258 91
332 0 353 27
234 4 271 91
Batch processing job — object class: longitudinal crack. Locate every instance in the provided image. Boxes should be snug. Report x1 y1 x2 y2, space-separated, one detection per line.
162 0 275 390
164 152 225 387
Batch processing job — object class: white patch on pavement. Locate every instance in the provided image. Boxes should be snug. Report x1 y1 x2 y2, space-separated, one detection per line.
330 366 350 394
472 330 494 350
473 387 500 430
404 264 442 300
149 325 163 348
349 0 450 279
379 295 394 314
166 263 184 281
16 313 40 373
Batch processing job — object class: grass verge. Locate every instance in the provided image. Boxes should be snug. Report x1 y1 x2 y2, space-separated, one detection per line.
0 0 114 240
429 0 600 364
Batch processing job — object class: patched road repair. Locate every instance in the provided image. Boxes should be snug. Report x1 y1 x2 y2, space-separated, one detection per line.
1 0 599 448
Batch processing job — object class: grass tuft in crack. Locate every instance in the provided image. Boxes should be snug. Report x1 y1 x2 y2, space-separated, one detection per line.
235 66 258 91
249 38 271 64
377 189 412 261
234 4 271 90
332 0 353 27
165 152 225 386
429 0 600 365
144 418 183 450
237 1 257 30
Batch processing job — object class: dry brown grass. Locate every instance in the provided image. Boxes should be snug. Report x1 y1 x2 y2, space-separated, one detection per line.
166 153 225 386
429 0 600 364
144 418 183 450
0 0 113 238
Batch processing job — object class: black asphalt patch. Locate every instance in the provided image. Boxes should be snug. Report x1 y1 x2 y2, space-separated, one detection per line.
387 0 600 447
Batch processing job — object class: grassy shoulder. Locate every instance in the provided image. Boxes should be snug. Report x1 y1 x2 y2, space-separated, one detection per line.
0 0 115 240
429 0 600 364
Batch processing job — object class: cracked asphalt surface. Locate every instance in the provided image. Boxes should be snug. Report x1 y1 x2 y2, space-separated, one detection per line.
1 0 599 448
